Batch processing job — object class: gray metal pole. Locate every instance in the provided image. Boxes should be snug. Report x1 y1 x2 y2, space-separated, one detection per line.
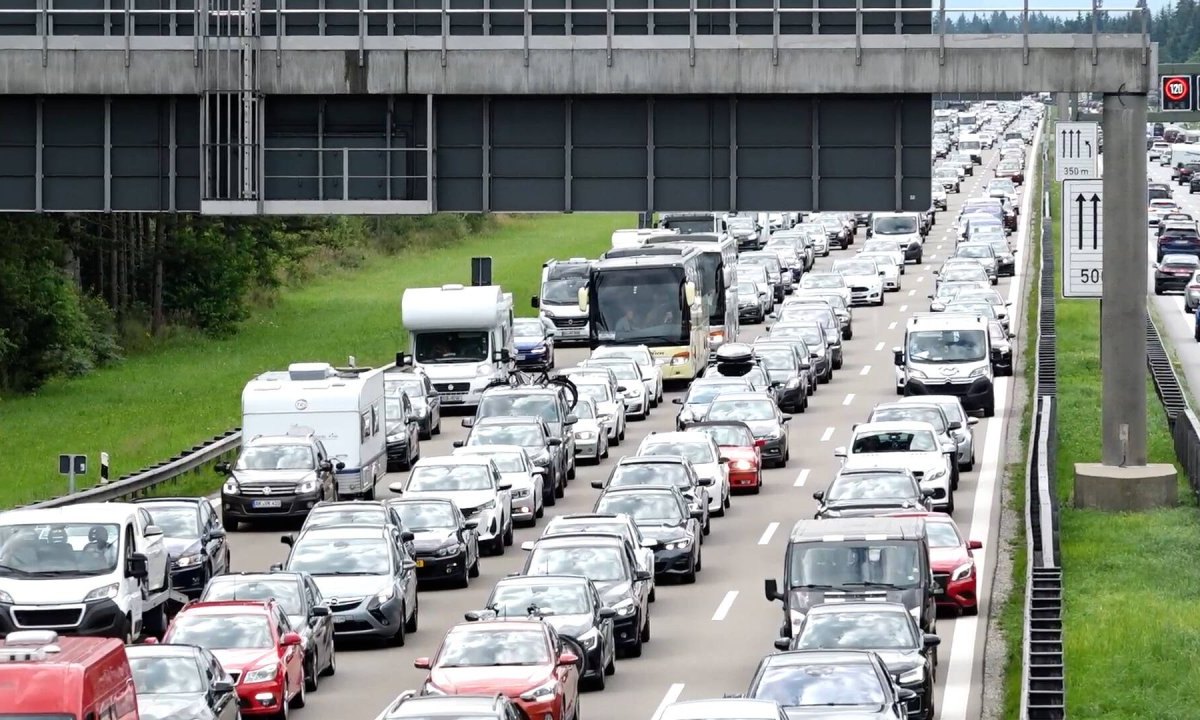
1056 93 1069 119
1101 93 1149 467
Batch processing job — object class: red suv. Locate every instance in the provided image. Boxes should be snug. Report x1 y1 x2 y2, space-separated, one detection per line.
161 600 306 718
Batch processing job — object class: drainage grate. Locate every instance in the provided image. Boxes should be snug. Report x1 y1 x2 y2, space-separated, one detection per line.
1146 314 1187 426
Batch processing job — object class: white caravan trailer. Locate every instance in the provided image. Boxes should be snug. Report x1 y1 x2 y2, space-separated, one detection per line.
401 284 515 409
242 361 387 499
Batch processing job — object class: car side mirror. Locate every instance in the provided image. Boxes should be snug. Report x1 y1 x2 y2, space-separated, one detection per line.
465 518 481 529
893 348 904 366
635 570 653 582
591 480 604 489
335 461 346 471
617 385 627 393
922 488 936 497
318 460 333 472
558 652 580 666
281 535 295 547
833 446 846 458
598 607 617 619
214 461 231 474
388 481 405 494
531 296 540 309
967 417 979 426
698 477 714 486
312 605 331 617
461 418 475 428
144 525 163 538
212 679 235 693
948 421 962 430
407 414 419 423
281 632 302 647
520 540 535 551
672 398 684 405
401 531 416 542
206 527 226 540
719 455 732 463
969 539 983 550
764 578 784 602
452 440 464 448
1008 332 1016 339
781 415 792 422
689 508 704 519
773 637 792 651
812 490 824 501
898 688 919 703
270 563 283 571
941 443 957 454
125 553 149 580
499 482 513 491
414 657 432 669
547 437 563 447
924 633 942 648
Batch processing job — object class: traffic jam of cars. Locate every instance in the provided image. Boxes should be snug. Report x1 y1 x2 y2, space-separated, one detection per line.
0 100 1040 720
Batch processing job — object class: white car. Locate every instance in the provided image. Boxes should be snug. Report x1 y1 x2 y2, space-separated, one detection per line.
590 345 664 408
834 421 956 513
860 252 902 292
636 431 731 517
583 357 650 420
570 377 628 444
798 272 851 307
858 240 907 274
830 258 885 307
451 445 544 526
1150 199 1180 226
569 398 610 463
392 456 514 555
659 699 787 720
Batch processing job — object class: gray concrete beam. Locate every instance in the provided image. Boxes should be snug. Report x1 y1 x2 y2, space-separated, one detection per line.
0 34 1151 95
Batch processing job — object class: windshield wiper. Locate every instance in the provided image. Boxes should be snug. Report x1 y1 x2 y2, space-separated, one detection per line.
791 583 840 590
841 581 905 589
321 570 380 576
0 564 36 577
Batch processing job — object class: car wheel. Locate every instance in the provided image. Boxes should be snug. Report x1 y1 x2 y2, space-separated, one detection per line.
545 488 558 506
468 553 481 578
640 614 651 643
503 520 514 546
432 416 441 436
389 609 406 646
290 674 306 709
405 596 419 633
322 644 337 676
492 534 505 556
605 651 616 676
305 656 319 692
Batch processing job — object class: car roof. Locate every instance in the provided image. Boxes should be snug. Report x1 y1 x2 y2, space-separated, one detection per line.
641 431 712 444
296 525 391 541
855 420 938 433
659 699 785 720
494 574 592 587
765 649 878 666
531 533 625 549
788 516 925 542
0 503 144 525
132 498 204 510
179 600 275 616
389 694 506 717
124 643 205 660
413 455 495 467
709 392 774 403
476 415 543 425
448 619 548 635
454 445 527 456
618 455 688 466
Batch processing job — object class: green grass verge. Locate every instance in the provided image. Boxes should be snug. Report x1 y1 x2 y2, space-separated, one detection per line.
1052 141 1200 716
0 213 634 506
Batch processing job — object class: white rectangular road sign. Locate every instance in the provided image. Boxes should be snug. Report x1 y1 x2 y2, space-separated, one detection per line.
1062 178 1103 298
1055 122 1100 181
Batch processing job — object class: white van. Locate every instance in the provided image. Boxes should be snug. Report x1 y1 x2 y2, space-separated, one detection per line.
0 503 174 641
532 258 593 343
401 284 514 409
242 361 387 499
894 313 997 417
957 133 984 164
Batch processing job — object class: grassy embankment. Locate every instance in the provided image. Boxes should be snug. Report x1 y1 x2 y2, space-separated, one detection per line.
0 213 633 505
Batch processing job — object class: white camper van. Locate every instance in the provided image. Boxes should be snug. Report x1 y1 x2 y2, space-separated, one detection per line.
241 361 387 499
531 258 592 344
401 284 515 409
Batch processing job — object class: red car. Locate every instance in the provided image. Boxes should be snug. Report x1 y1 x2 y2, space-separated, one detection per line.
161 600 306 718
691 420 764 493
415 619 580 720
890 512 982 615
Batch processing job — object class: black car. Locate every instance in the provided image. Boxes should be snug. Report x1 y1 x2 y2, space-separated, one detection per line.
777 602 940 720
752 345 810 413
133 498 230 599
384 390 422 472
457 414 564 506
812 468 932 519
385 368 443 439
125 643 239 720
1154 254 1200 294
473 574 618 689
744 649 917 719
591 455 713 536
199 570 337 688
520 533 653 658
386 497 482 587
594 485 703 584
988 320 1014 376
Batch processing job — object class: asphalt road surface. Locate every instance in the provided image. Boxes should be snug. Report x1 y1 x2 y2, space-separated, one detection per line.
1147 158 1200 400
221 141 1039 720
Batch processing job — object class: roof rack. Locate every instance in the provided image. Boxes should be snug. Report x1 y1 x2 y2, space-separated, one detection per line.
0 631 62 662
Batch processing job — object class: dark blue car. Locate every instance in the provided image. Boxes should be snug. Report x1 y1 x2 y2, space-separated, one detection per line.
513 316 557 369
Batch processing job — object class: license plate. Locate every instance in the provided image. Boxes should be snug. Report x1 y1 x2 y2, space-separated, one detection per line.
333 616 348 624
252 500 282 509
416 559 425 568
441 394 466 403
560 327 585 337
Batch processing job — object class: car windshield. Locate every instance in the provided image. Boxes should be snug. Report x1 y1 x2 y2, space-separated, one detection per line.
945 303 996 319
906 329 987 363
707 398 777 422
490 582 592 616
851 430 937 453
596 493 683 523
408 465 494 492
957 246 992 259
202 578 303 614
385 376 425 398
288 537 390 575
781 308 833 327
795 612 919 651
755 350 796 370
738 282 760 295
414 331 489 364
743 255 780 272
469 424 543 448
573 401 597 420
871 407 946 433
874 216 918 234
306 508 386 529
477 395 561 426
641 441 715 464
802 275 844 289
576 383 614 404
773 325 823 347
0 523 121 577
789 541 922 589
467 452 525 473
752 664 886 706
527 545 626 581
925 521 963 548
694 424 755 446
236 445 314 471
141 506 199 538
129 656 207 694
438 629 551 667
827 474 917 501
168 613 273 649
686 383 746 404
542 276 588 305
595 347 651 366
833 262 876 276
612 463 690 489
392 502 458 530
589 363 638 380
513 319 546 339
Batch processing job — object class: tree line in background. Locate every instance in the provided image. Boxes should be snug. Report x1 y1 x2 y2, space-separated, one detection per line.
0 213 494 395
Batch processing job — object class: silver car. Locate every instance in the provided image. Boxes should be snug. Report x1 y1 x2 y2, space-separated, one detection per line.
570 398 610 463
583 357 651 420
896 395 978 471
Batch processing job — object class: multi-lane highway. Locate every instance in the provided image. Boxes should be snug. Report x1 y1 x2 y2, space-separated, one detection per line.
1147 158 1200 398
221 140 1040 720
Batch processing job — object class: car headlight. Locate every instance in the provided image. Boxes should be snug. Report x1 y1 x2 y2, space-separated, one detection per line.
297 479 318 494
665 537 693 550
767 429 783 439
575 431 596 440
909 606 922 620
435 542 462 557
520 679 559 701
951 561 974 581
243 664 279 684
173 553 203 569
577 628 600 649
0 589 12 604
511 487 530 499
83 583 119 602
532 344 546 353
927 468 948 483
612 598 637 616
533 451 551 466
477 500 497 511
222 477 240 495
969 366 989 378
786 377 801 388
908 368 928 380
788 608 806 632
898 666 926 684
600 413 616 424
374 584 396 604
387 433 403 442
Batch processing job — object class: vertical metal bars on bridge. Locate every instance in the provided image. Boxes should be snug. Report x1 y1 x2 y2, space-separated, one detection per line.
200 0 262 207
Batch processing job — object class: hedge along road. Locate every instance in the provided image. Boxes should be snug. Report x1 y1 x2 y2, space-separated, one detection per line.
220 143 1040 720
0 214 635 507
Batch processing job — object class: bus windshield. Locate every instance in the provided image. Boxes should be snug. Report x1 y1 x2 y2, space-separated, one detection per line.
591 267 689 345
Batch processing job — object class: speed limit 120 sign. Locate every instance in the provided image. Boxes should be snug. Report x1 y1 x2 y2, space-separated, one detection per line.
1161 75 1194 111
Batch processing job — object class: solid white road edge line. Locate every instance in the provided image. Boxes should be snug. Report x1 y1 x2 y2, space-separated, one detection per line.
711 591 738 621
938 123 1041 720
820 427 835 442
794 469 811 488
758 522 780 545
651 683 686 720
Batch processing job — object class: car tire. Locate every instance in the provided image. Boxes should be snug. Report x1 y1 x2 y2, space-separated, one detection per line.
503 520 514 546
491 535 505 556
962 603 979 617
322 645 337 677
305 656 319 692
681 561 698 584
469 554 481 578
605 652 616 676
290 676 306 710
641 615 651 643
983 401 996 418
625 633 644 659
405 596 419 633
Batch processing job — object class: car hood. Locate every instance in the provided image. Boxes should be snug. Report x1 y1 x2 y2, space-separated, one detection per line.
789 586 923 618
873 648 924 674
823 498 925 516
573 419 605 434
163 536 202 557
515 339 546 349
782 706 890 720
429 666 553 695
733 419 784 439
232 469 315 485
134 693 212 720
499 472 536 491
402 489 497 512
412 528 460 552
592 579 636 606
841 273 882 285
845 453 945 474
637 522 691 544
929 545 971 571
309 574 393 600
210 648 277 673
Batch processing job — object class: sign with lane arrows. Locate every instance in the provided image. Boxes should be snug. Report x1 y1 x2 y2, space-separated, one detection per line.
1062 178 1103 298
1055 121 1099 181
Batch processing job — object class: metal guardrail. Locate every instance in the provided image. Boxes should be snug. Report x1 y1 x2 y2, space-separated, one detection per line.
1020 119 1065 720
1146 313 1200 501
27 429 243 509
